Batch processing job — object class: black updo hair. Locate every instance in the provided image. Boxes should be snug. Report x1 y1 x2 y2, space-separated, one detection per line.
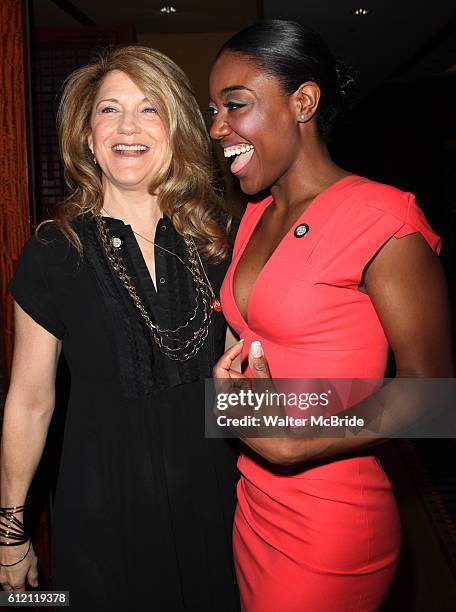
216 20 358 142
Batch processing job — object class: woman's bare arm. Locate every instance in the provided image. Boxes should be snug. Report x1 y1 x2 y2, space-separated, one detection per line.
215 233 454 465
1 303 62 505
0 303 61 589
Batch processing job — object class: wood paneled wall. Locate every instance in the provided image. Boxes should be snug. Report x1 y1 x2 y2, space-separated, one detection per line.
0 0 31 381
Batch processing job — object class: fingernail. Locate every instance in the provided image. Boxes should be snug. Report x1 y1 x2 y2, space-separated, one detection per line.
250 340 263 358
239 338 245 343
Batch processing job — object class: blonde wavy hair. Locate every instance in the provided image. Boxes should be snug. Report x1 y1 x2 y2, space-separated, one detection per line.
44 45 229 262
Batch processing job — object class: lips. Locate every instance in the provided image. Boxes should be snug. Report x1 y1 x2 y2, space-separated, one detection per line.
223 142 255 176
224 143 254 157
230 147 255 176
112 143 149 157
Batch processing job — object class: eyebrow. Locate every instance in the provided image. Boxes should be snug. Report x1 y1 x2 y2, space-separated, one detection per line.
220 85 253 95
96 97 150 107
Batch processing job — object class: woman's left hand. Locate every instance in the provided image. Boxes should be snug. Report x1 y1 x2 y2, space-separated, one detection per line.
212 340 285 444
213 339 245 380
213 339 271 380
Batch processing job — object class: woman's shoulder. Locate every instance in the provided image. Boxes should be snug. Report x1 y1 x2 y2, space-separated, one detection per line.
19 218 87 272
343 175 414 222
9 221 79 339
17 222 65 260
330 176 441 263
35 219 72 244
343 177 439 249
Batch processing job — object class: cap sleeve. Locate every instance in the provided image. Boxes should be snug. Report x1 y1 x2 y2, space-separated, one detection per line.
319 187 441 288
354 192 442 285
394 194 441 253
8 232 66 339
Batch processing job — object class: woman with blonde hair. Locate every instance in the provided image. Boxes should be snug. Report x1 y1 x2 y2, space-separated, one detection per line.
0 46 239 610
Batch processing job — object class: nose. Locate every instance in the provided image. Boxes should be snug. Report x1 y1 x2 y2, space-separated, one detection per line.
209 113 231 142
118 109 140 135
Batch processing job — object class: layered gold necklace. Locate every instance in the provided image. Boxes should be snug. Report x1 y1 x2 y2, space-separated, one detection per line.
94 211 221 362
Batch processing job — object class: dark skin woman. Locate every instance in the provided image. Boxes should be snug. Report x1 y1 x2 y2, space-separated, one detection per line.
208 20 453 612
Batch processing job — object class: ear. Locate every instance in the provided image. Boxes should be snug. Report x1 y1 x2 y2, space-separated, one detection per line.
87 132 94 154
292 81 321 123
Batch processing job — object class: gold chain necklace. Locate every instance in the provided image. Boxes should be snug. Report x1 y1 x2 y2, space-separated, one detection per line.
101 208 222 312
94 213 220 362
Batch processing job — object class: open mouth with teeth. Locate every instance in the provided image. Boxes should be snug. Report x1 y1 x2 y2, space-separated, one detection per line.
223 143 255 176
112 144 150 156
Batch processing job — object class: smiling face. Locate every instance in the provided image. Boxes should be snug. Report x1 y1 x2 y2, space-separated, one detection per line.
88 69 170 194
209 52 306 195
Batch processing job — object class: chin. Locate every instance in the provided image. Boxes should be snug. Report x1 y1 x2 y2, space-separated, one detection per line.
110 173 150 189
239 176 266 197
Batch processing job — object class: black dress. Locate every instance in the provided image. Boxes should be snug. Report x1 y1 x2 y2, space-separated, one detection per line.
8 215 240 611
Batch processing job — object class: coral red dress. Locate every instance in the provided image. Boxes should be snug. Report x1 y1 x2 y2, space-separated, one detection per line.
220 175 441 612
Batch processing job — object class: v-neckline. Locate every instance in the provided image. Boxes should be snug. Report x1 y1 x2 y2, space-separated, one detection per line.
127 227 158 294
100 216 163 305
101 215 163 295
230 175 358 327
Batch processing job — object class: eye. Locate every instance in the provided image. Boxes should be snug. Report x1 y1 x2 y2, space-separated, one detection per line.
224 101 246 111
207 106 218 118
142 106 157 113
101 106 118 113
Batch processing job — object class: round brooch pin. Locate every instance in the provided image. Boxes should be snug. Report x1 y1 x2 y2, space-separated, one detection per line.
294 223 309 238
111 237 123 249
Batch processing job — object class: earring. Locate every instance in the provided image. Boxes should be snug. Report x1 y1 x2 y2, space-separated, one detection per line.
93 156 97 165
297 113 308 123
